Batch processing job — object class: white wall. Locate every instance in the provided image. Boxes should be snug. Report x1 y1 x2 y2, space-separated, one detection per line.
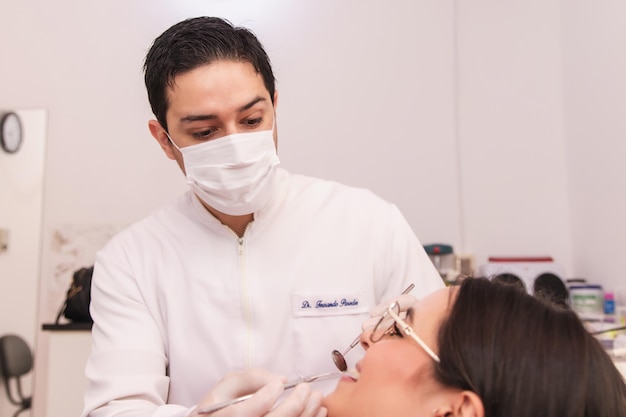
456 1 573 271
561 0 626 290
266 1 460 246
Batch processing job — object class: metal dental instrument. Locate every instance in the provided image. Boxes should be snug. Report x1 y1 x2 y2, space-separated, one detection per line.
331 283 415 372
591 325 626 336
196 371 344 415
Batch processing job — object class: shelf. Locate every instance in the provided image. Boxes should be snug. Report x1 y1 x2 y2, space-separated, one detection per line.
42 322 92 331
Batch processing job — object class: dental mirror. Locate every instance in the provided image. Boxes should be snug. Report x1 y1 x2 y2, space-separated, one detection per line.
331 336 360 372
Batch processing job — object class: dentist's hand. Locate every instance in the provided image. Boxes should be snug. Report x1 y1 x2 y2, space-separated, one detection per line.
361 293 418 332
194 368 327 417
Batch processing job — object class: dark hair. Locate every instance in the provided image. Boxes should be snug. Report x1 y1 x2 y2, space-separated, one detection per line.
143 16 276 131
435 277 626 417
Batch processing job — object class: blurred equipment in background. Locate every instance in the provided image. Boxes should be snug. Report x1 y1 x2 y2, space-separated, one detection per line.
0 228 9 253
423 243 474 285
478 256 569 306
424 243 453 275
0 334 33 417
568 282 604 321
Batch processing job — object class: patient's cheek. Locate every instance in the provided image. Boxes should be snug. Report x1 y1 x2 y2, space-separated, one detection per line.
322 386 350 417
322 342 425 417
363 341 421 381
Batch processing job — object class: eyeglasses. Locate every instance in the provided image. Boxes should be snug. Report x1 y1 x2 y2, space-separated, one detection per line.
371 302 440 363
331 284 415 372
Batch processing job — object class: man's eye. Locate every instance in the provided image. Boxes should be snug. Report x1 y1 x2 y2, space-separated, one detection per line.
244 117 262 126
192 129 216 139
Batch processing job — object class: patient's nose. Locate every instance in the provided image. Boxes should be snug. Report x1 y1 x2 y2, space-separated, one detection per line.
359 329 372 350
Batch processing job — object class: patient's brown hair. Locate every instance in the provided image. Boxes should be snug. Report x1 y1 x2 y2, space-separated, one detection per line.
435 277 626 417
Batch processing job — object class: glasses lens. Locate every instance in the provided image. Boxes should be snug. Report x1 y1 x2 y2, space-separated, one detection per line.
370 302 401 343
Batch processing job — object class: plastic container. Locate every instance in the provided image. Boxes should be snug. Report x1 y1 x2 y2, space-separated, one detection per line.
569 284 604 321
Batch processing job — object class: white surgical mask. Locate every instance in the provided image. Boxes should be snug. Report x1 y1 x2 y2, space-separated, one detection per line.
167 126 280 215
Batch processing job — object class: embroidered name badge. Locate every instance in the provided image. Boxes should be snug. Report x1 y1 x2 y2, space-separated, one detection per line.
292 291 368 317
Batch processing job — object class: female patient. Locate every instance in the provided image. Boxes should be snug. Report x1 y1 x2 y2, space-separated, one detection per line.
323 277 626 417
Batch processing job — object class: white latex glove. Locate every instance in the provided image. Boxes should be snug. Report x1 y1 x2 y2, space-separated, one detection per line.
362 293 418 332
194 368 326 417
268 383 326 417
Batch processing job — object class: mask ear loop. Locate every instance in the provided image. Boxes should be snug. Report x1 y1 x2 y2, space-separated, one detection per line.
165 131 183 152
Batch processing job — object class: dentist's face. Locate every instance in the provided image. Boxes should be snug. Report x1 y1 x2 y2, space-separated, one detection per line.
149 59 278 174
323 288 453 417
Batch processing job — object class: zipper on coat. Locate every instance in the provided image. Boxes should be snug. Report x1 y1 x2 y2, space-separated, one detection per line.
225 224 253 368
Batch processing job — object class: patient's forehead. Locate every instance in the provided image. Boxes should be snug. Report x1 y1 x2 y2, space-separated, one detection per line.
411 287 453 316
408 287 453 351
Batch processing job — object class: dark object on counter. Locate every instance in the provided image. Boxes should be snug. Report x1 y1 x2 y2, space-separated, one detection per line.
492 273 526 293
0 334 33 417
533 273 570 308
423 243 453 255
491 272 570 308
55 265 94 324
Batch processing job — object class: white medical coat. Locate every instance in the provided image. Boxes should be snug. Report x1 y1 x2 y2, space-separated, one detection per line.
82 169 443 417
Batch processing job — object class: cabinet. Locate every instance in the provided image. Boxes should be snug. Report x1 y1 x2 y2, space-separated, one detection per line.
33 324 92 417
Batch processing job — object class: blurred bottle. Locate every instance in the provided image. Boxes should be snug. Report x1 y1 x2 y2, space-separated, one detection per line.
605 291 616 315
616 288 626 326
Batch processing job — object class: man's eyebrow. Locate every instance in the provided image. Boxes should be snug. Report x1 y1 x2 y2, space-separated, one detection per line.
180 114 217 123
238 96 266 112
179 97 267 123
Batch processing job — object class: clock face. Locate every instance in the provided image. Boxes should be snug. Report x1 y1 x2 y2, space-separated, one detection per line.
1 112 23 153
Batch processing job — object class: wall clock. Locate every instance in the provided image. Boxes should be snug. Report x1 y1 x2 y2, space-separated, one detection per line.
1 112 23 154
